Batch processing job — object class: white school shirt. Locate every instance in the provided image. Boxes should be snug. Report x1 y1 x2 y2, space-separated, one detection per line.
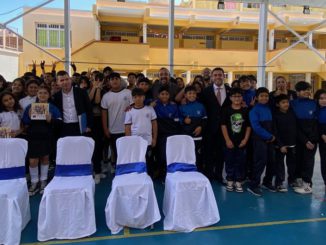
101 89 133 134
124 106 157 145
19 96 37 111
0 111 21 131
62 88 79 123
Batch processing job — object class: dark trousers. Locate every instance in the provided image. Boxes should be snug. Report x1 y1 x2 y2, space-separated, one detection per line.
61 123 80 137
91 116 104 174
194 139 203 172
146 146 154 178
224 147 246 182
275 147 296 186
249 139 275 188
110 133 125 167
203 130 224 181
245 138 254 180
295 142 317 184
319 140 326 185
156 135 168 179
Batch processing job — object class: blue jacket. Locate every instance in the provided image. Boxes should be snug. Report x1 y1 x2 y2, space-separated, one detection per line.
318 106 326 137
242 89 256 108
179 101 207 137
154 100 180 136
249 103 273 141
290 98 318 143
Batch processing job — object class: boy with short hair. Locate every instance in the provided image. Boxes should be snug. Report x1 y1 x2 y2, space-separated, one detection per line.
137 77 153 105
101 72 133 172
153 86 180 178
125 88 158 176
248 87 275 196
239 75 256 108
179 85 207 171
273 94 297 192
290 81 318 194
221 88 251 192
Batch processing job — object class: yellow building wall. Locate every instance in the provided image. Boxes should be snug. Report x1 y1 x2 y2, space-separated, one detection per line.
20 8 95 75
221 41 255 50
147 38 180 48
183 39 206 49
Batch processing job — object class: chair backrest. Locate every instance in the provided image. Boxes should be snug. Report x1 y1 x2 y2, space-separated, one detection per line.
0 138 27 169
166 135 196 166
116 136 147 165
56 136 94 165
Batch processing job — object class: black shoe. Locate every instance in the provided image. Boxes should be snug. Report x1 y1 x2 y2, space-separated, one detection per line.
247 186 263 197
262 183 276 192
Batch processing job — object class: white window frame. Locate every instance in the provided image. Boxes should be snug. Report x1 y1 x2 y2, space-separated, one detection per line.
36 23 65 48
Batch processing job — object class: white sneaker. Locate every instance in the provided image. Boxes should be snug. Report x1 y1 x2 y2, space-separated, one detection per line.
235 182 243 193
94 174 101 184
29 182 39 196
226 181 234 191
39 180 47 195
294 182 312 194
291 178 303 190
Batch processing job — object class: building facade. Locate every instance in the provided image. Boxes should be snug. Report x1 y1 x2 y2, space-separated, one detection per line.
21 0 326 90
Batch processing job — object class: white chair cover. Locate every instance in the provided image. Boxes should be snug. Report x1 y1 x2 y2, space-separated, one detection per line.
38 136 96 241
163 135 220 232
105 136 161 234
0 138 30 245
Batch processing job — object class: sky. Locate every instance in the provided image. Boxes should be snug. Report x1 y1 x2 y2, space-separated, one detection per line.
0 0 96 33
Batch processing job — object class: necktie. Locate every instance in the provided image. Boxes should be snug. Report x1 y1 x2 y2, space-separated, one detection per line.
216 87 222 106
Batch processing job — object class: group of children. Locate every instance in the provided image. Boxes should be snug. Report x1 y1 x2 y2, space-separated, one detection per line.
1 66 326 198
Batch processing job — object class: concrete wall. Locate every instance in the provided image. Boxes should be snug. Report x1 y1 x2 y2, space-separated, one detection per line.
0 49 19 81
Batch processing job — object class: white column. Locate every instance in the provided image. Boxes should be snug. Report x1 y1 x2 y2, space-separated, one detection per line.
186 70 191 84
168 0 175 75
142 69 147 77
306 73 312 83
308 33 313 46
64 0 71 75
227 71 233 84
257 0 269 88
267 71 273 91
268 29 275 51
95 18 101 41
143 23 147 44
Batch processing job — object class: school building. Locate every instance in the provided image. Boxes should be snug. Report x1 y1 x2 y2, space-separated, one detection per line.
20 0 326 90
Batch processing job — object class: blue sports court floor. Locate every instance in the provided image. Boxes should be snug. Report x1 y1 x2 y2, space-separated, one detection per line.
21 158 326 245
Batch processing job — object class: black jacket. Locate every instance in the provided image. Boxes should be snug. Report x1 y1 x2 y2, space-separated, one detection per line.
273 109 297 147
200 84 231 134
52 87 93 129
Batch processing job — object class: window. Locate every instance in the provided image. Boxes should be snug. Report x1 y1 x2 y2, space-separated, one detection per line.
220 35 252 41
36 23 65 48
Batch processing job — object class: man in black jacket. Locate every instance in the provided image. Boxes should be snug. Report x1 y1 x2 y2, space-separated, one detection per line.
201 67 231 182
53 70 93 137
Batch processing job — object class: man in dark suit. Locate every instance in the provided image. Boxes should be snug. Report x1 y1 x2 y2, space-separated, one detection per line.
201 67 231 183
151 67 178 101
53 70 93 137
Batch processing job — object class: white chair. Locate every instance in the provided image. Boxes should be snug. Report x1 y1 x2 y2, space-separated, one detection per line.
0 138 30 245
163 135 220 232
37 136 96 241
105 136 161 234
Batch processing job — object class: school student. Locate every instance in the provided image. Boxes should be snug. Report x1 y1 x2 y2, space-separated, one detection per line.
22 86 62 195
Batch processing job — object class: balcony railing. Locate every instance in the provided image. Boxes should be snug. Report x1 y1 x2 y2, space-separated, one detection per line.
0 29 23 52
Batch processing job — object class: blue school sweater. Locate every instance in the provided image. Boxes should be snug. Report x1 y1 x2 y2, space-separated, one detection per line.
154 100 180 136
290 98 318 143
249 103 273 141
179 101 207 138
318 106 326 137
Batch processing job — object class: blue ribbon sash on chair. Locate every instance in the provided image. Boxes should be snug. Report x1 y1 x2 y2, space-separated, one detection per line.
55 164 93 177
115 162 147 176
167 162 197 173
0 166 25 180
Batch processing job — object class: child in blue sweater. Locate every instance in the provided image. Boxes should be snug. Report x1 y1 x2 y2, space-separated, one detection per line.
248 87 275 196
291 81 318 194
179 85 207 171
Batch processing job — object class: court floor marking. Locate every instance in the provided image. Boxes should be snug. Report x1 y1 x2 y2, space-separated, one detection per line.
22 217 326 245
